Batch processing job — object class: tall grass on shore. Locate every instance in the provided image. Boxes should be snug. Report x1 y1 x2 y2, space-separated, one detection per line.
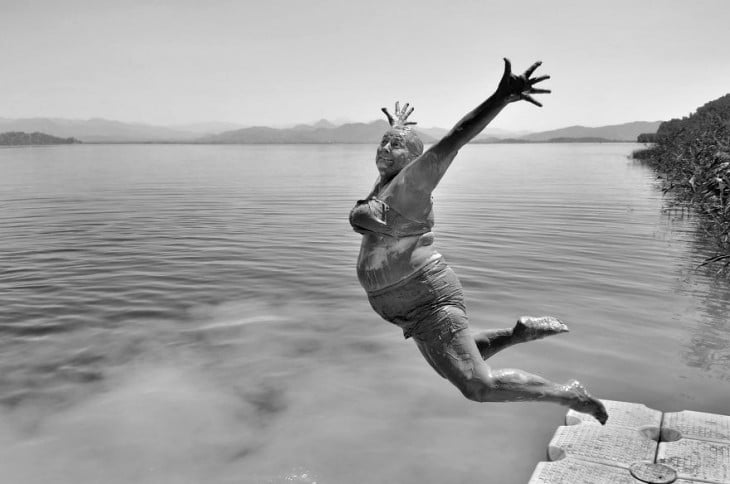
633 108 730 273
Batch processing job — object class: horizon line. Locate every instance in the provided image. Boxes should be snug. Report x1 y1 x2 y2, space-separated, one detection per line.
0 115 665 133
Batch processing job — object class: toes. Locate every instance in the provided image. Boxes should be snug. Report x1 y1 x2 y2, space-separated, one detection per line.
515 316 570 339
566 380 608 424
590 400 609 425
536 316 569 333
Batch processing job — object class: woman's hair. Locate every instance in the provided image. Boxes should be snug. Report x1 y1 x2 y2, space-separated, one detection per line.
399 128 423 159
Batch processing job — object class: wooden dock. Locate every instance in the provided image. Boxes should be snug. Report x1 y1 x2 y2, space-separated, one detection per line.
529 400 730 483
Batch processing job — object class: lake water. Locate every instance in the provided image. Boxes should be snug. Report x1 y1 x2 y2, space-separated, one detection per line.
0 143 728 483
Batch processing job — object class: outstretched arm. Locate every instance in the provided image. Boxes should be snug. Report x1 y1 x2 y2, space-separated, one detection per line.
438 59 549 153
402 59 550 195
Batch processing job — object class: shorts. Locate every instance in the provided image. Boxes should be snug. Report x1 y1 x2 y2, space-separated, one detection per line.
366 257 469 341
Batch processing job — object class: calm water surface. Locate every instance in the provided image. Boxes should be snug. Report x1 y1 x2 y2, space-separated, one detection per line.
0 144 728 483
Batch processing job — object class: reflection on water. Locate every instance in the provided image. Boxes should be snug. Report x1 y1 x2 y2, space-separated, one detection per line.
650 201 730 381
685 279 730 378
0 144 729 483
678 216 730 380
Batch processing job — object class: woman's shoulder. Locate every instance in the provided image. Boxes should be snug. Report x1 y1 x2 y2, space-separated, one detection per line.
379 169 430 203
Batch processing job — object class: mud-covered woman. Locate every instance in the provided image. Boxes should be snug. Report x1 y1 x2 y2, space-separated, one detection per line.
349 58 608 423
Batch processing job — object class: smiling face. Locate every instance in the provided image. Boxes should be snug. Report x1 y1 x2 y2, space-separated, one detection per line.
375 128 423 180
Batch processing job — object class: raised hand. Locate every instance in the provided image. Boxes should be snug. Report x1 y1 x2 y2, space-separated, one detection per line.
497 58 551 107
381 101 417 128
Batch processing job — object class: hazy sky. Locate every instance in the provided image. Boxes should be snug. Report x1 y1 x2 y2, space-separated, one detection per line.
2 0 728 131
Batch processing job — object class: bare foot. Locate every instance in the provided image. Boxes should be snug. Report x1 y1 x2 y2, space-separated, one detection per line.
513 316 569 343
565 380 608 425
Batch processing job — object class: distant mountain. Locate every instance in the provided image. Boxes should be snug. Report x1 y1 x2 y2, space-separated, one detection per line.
200 120 438 144
291 119 337 131
544 137 614 143
519 121 662 142
0 117 664 144
167 121 247 135
417 126 531 141
0 131 81 145
0 117 199 142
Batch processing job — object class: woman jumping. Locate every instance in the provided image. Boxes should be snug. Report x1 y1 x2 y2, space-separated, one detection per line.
349 58 608 423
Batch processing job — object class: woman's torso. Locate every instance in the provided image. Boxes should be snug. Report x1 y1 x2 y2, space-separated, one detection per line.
351 181 441 292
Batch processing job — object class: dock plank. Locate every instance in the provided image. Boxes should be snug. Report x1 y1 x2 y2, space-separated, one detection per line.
530 458 644 483
657 439 730 484
566 400 662 429
547 425 656 467
663 410 730 444
530 401 730 484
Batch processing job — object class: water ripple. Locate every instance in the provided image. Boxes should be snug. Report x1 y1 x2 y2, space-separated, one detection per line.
1 144 728 484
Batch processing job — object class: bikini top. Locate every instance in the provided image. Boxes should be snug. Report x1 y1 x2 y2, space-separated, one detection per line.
349 195 434 238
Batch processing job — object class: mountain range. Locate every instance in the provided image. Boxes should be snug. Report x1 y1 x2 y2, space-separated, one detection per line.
517 121 662 142
0 117 662 144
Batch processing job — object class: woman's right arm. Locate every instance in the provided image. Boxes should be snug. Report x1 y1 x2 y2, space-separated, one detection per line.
397 59 550 198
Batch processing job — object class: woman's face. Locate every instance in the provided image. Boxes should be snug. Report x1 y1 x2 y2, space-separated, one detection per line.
376 130 413 179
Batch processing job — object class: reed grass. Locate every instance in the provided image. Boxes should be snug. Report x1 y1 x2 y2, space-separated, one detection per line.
633 114 730 273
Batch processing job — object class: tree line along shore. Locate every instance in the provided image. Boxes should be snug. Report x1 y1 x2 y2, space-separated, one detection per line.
0 132 81 146
633 94 730 272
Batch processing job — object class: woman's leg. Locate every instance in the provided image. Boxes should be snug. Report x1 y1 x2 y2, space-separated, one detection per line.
413 308 608 423
474 316 569 360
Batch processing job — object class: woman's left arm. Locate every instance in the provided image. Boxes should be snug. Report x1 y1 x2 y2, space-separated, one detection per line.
399 59 550 196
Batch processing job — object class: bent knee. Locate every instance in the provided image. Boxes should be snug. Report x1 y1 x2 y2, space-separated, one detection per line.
453 371 498 403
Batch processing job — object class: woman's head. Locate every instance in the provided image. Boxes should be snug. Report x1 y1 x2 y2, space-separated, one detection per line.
375 127 423 179
376 103 423 179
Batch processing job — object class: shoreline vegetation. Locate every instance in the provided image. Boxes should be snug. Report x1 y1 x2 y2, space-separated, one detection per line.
633 94 730 272
0 132 81 146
